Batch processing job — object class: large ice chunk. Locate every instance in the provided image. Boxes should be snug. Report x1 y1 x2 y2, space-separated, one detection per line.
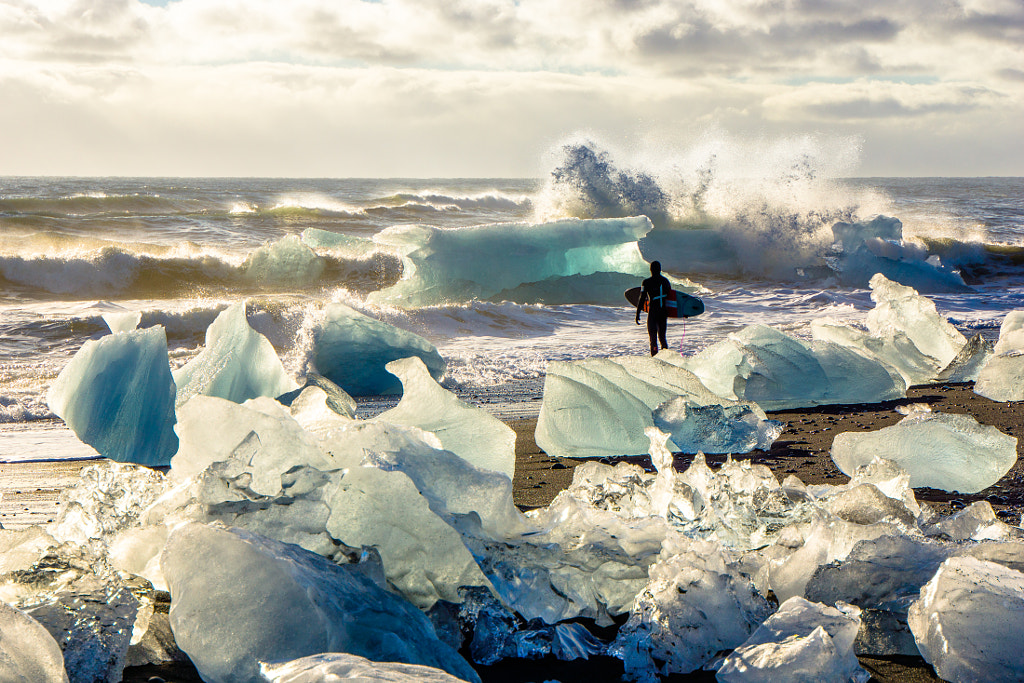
368 216 656 306
171 395 334 491
0 602 69 683
681 324 905 410
831 412 1017 493
162 523 480 683
975 309 1024 401
717 596 868 683
374 357 515 478
260 653 470 682
908 556 1024 683
0 529 140 683
865 273 966 370
612 536 772 680
173 302 299 405
46 325 178 466
240 235 325 287
828 217 969 293
311 302 445 396
811 318 946 387
535 355 777 457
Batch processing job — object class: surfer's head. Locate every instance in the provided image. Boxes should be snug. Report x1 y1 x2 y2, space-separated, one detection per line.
650 260 661 275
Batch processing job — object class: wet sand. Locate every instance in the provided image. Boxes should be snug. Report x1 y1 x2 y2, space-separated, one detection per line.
5 381 1021 681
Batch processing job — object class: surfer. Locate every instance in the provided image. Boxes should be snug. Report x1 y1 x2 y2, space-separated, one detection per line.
635 260 672 356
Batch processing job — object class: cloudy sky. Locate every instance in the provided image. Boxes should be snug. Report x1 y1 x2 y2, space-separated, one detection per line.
1 0 1021 177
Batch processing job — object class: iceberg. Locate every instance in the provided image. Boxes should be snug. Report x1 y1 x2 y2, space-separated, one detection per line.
717 597 868 683
0 529 140 683
831 412 1017 494
260 653 469 683
46 325 178 466
680 324 905 410
0 602 69 683
171 395 334 492
909 556 1024 683
935 333 992 383
653 398 782 454
367 216 656 306
311 302 445 396
173 302 299 405
162 523 481 683
974 309 1024 401
240 235 325 287
612 537 772 680
101 309 141 334
374 357 516 478
865 273 966 370
535 354 778 457
810 318 945 387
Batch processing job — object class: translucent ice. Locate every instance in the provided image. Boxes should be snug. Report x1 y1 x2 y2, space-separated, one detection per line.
375 357 516 478
0 531 140 683
865 273 966 370
717 597 868 683
0 602 69 683
681 324 905 411
612 537 772 679
311 302 445 396
368 216 655 307
173 302 299 405
935 333 992 383
46 325 178 466
974 309 1024 401
162 523 480 683
810 318 947 387
535 355 773 457
924 501 1022 542
831 412 1017 493
653 398 783 454
101 309 141 334
908 556 1024 683
829 216 968 293
172 395 334 492
240 235 325 288
260 653 469 682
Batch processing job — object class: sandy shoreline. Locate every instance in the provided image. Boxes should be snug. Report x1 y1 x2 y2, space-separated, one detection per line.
3 381 1020 681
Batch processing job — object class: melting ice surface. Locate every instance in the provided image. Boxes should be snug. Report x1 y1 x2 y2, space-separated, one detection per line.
974 308 1024 401
831 409 1017 494
311 302 445 396
173 302 299 406
46 325 178 466
368 216 661 306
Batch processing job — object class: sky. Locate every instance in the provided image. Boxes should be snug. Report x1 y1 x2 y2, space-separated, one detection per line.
0 0 1021 177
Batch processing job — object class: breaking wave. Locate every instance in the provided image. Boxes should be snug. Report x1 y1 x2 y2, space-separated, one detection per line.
534 136 891 281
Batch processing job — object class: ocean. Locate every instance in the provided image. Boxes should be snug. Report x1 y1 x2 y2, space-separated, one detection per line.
2 145 1023 461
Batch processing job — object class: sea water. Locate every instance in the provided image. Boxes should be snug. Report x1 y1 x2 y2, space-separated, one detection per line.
2 141 1023 460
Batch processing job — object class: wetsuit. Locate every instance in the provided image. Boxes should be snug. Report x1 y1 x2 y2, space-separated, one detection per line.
637 273 672 356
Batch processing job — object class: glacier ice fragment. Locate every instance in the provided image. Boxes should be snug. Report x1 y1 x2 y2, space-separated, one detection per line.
865 273 966 369
172 302 299 405
368 216 655 307
101 310 141 334
46 325 178 466
612 537 772 679
0 602 69 683
375 357 516 478
935 333 992 383
717 596 868 683
831 413 1016 493
681 324 905 410
974 309 1024 401
240 235 325 287
653 398 782 453
260 652 470 682
162 523 481 683
908 556 1024 683
311 302 445 396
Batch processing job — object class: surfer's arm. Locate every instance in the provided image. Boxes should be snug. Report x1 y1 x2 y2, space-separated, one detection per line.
635 289 647 324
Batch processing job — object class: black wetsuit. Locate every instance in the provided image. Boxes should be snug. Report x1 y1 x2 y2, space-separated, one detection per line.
637 274 672 356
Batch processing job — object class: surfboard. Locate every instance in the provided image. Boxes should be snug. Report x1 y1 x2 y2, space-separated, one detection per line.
625 287 704 318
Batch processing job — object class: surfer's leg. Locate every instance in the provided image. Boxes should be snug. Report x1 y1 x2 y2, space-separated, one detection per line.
657 313 668 350
646 316 659 355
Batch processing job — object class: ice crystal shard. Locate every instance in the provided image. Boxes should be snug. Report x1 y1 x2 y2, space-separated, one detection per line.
46 325 178 466
172 302 298 405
